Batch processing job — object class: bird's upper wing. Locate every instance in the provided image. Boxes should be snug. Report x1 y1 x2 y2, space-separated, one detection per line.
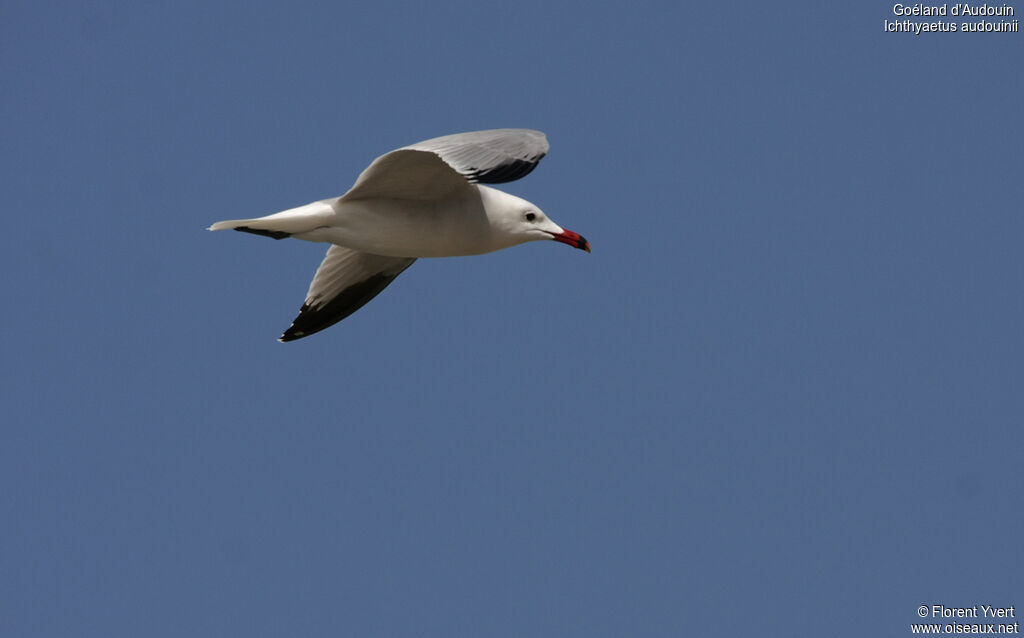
342 129 549 201
280 245 416 342
403 129 549 184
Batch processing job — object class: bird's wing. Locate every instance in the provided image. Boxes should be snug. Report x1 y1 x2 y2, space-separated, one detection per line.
280 245 416 342
342 149 472 201
342 129 549 201
403 129 549 184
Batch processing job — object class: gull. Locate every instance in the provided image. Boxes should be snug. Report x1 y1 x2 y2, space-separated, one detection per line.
209 129 590 341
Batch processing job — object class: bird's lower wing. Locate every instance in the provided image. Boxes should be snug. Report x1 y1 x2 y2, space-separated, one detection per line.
280 245 416 342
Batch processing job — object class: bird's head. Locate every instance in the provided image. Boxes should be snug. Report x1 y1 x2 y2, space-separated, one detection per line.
482 188 590 253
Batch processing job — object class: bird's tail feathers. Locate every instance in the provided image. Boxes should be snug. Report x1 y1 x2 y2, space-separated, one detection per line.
207 200 336 236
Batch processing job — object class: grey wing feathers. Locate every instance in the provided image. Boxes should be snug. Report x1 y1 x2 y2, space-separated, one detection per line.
280 246 416 341
402 128 549 184
342 149 471 201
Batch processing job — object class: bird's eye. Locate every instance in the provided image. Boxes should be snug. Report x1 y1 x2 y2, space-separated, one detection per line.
525 212 536 222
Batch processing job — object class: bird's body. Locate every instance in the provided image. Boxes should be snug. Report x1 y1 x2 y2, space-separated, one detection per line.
209 129 589 341
279 186 533 257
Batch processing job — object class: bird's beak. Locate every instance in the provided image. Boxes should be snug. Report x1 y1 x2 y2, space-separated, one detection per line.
550 229 591 252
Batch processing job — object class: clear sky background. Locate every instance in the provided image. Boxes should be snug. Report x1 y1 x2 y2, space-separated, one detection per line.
3 1 1021 636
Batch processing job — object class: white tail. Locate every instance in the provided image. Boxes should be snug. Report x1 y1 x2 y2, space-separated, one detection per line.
208 199 336 235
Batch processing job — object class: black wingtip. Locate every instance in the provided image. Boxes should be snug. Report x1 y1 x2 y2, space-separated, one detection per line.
276 271 403 342
466 155 545 184
235 226 291 240
279 325 307 342
279 308 311 342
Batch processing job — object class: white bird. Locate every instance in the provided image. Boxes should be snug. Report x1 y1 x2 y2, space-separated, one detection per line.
209 129 590 341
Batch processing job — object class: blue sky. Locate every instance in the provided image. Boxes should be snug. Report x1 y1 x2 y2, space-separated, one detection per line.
2 1 1021 636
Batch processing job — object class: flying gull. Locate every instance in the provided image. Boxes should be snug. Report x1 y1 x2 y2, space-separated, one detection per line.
209 128 590 341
